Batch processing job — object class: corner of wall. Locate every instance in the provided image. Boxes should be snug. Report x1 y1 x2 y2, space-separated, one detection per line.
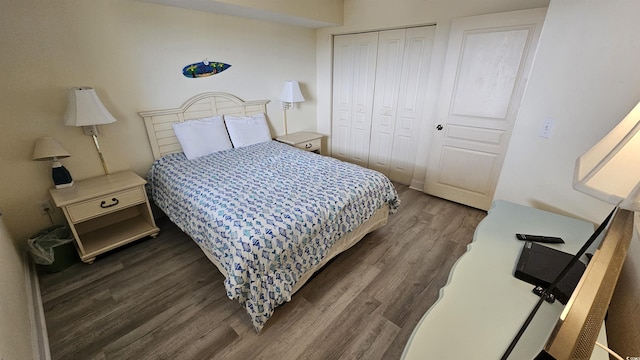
0 215 49 360
24 251 51 360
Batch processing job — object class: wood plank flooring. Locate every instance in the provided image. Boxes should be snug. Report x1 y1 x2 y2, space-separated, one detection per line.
39 185 486 360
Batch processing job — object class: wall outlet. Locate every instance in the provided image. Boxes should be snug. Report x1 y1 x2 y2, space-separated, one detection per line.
37 200 53 215
539 117 556 139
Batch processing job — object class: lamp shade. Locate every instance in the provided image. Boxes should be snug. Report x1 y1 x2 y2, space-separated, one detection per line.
33 137 70 161
573 100 640 211
279 81 305 103
64 87 117 127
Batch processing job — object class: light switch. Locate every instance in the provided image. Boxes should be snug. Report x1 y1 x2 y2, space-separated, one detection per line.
539 117 555 139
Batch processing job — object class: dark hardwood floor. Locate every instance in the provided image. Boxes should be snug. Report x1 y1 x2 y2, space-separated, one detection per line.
39 184 486 360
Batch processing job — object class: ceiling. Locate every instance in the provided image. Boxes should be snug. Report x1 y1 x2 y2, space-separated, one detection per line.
139 0 340 28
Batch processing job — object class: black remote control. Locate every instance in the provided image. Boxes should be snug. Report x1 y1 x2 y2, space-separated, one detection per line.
516 233 565 244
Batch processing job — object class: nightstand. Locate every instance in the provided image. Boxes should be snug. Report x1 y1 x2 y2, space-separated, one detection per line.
276 131 323 153
49 170 160 264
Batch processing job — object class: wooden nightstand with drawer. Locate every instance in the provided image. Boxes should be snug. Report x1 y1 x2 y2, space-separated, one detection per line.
49 170 160 264
276 131 323 153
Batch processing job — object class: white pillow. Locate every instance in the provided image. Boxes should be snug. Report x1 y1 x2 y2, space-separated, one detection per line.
224 113 272 148
172 116 232 160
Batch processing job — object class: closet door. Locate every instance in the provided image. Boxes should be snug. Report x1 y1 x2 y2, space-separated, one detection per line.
331 32 379 167
388 26 435 183
368 29 406 176
368 26 435 183
331 27 434 184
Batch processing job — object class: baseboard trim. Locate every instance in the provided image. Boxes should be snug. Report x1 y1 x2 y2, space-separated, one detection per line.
409 180 425 192
23 251 51 360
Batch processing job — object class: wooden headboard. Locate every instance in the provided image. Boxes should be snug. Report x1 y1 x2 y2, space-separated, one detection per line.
138 92 269 160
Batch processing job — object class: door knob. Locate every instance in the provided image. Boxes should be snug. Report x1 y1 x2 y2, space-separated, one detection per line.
436 124 443 131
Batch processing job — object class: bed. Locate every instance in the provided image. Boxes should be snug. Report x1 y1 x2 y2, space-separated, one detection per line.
139 92 399 331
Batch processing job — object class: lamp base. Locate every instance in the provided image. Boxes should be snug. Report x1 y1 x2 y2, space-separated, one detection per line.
55 181 74 189
52 161 74 189
282 108 288 135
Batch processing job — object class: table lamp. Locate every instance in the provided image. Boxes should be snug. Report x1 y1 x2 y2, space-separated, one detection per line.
573 100 640 212
540 97 640 359
33 137 74 189
64 87 117 175
278 80 305 135
503 99 640 359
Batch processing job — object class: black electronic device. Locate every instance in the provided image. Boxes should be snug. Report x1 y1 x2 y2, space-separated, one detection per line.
514 241 586 304
516 233 565 244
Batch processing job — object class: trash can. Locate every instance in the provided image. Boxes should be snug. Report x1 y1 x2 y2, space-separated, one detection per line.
28 225 78 273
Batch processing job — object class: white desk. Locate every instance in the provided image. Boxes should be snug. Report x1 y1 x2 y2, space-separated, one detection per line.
402 200 607 359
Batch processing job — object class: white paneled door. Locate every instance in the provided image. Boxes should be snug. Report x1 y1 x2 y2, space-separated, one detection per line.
388 26 434 183
370 27 435 184
424 8 547 210
332 26 435 184
368 29 406 176
331 32 379 168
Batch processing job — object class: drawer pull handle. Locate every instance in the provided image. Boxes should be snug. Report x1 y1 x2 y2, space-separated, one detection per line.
100 198 120 208
305 143 312 149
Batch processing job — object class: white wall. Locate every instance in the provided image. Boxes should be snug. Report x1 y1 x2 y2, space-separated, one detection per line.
0 0 317 241
494 0 640 223
142 0 344 27
3 0 639 356
0 215 35 360
215 0 343 24
315 0 550 188
317 0 640 224
0 2 318 356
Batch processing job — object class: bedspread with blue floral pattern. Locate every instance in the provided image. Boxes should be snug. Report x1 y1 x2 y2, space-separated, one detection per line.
147 140 399 331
